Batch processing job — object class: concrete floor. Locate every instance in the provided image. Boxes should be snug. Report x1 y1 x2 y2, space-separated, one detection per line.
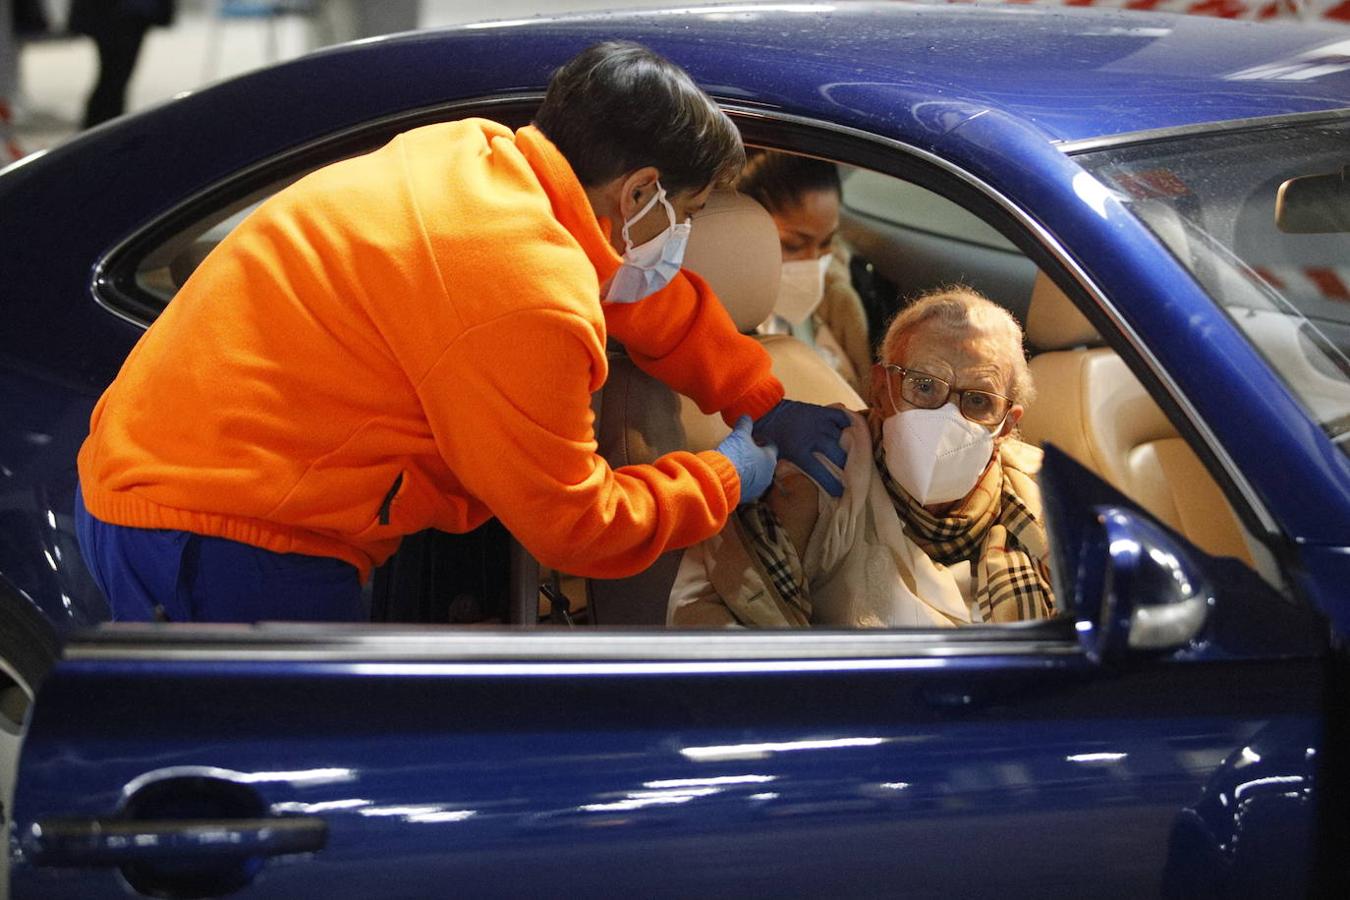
9 0 717 154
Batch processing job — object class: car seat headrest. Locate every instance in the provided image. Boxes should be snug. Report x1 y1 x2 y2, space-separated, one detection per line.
681 190 781 332
1025 270 1100 351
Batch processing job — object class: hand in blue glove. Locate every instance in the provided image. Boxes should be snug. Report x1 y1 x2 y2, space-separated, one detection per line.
716 415 778 505
752 399 850 497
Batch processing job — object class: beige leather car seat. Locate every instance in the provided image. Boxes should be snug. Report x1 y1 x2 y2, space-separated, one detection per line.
587 190 864 625
1018 272 1255 567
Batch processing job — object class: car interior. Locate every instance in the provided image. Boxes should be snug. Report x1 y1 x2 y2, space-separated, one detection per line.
1080 125 1350 455
581 172 1279 627
117 138 1286 630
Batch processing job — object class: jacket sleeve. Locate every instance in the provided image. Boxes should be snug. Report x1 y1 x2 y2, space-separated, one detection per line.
417 308 742 578
603 269 784 425
668 536 744 627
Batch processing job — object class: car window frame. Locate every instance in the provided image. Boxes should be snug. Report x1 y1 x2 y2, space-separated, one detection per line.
78 95 1291 659
92 93 551 329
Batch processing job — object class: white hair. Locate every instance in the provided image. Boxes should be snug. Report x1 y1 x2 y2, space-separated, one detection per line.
879 285 1035 407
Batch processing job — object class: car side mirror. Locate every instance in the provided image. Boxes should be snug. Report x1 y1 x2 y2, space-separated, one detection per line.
1073 506 1214 663
1276 165 1350 233
1038 444 1216 663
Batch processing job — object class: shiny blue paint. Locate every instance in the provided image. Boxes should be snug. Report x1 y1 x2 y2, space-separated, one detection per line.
6 456 1331 898
1289 545 1350 636
9 650 1323 898
0 374 106 628
0 5 1345 892
1162 719 1318 897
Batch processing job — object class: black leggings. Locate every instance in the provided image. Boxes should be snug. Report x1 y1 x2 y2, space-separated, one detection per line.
82 19 151 129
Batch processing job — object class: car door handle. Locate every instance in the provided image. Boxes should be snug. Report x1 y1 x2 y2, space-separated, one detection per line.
25 815 327 867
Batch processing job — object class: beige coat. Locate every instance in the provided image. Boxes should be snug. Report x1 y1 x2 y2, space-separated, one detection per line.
668 410 1046 629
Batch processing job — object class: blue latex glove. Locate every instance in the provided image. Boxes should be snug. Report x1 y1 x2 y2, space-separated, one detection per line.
716 416 778 505
752 399 850 497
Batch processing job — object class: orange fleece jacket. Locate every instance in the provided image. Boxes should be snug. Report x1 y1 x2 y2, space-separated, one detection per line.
77 121 784 582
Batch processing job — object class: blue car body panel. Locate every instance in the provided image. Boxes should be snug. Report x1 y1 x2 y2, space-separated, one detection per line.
2 3 1348 894
9 641 1323 898
3 2 1350 630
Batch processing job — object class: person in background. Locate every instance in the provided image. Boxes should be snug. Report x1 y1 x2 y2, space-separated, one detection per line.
669 286 1055 628
322 0 419 43
737 150 873 391
69 0 176 129
2 0 54 160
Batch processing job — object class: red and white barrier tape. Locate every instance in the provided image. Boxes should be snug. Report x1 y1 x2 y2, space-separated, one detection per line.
1253 266 1350 302
0 99 24 163
968 0 1350 22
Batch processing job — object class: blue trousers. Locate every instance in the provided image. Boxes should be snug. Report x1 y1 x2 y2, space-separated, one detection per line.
74 488 366 623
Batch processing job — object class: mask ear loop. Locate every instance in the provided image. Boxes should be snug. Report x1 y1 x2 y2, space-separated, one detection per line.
657 189 683 227
989 408 1012 439
619 182 672 253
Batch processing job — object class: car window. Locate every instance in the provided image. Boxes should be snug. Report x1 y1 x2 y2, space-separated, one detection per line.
832 158 1274 586
843 168 1018 253
99 100 544 325
839 168 1036 330
133 156 1038 326
1075 118 1350 457
134 183 301 309
87 120 1279 635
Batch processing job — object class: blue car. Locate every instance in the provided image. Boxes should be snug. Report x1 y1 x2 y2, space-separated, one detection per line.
2 2 1349 896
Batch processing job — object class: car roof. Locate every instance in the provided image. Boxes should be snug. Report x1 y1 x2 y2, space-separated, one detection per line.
403 1 1350 145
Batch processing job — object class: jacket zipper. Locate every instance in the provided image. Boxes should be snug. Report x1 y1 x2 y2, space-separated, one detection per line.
378 473 404 526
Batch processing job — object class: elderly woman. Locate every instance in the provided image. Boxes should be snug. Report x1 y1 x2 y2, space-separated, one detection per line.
669 286 1056 628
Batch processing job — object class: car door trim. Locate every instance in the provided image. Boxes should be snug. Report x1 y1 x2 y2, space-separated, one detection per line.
1056 106 1350 155
64 624 1081 663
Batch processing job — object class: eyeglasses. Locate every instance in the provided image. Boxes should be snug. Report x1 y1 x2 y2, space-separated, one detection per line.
883 364 1012 427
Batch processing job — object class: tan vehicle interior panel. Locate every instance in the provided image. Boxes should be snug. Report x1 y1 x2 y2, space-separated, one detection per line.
1019 272 1257 568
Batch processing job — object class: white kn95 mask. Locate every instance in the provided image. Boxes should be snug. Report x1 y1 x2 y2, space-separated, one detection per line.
881 404 998 506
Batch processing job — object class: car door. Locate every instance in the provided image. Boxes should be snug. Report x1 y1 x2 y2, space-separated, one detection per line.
6 444 1327 899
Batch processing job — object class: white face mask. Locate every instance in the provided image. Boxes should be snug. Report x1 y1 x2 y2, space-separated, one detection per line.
605 181 691 303
881 404 999 506
774 253 832 325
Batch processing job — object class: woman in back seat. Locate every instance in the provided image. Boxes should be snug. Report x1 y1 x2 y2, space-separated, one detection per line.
738 151 873 391
669 287 1057 628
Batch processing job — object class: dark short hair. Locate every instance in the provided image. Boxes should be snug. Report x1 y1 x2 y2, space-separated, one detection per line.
737 150 842 215
533 42 745 194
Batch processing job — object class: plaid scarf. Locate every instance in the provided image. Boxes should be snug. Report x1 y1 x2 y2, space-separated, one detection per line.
734 435 1056 627
733 503 812 625
876 441 1055 623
